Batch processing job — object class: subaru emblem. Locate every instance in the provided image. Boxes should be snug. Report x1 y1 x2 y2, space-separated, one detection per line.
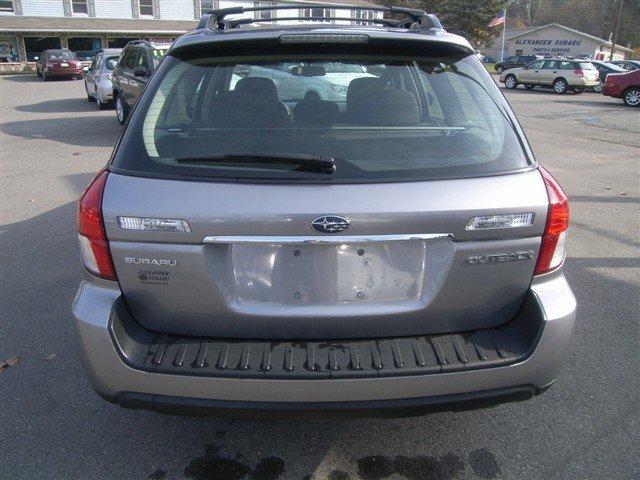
311 215 350 234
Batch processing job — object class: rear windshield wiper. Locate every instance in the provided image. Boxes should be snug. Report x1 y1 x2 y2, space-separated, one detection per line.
174 154 336 174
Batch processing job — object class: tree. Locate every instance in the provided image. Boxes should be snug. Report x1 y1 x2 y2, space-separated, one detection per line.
513 0 542 25
380 0 507 45
378 0 639 49
507 0 639 48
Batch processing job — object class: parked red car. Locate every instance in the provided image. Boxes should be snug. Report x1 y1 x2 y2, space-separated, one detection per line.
602 69 640 107
35 49 83 81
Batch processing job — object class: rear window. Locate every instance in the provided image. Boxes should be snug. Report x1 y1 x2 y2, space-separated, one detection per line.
47 50 75 60
105 55 119 70
604 62 626 72
579 62 596 70
119 48 137 70
111 52 531 183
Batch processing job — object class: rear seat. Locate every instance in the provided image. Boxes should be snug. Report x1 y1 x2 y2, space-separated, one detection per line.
347 77 421 126
293 99 340 126
211 77 291 128
208 76 421 129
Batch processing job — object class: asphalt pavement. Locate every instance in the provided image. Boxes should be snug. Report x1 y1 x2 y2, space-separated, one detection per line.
1 74 639 480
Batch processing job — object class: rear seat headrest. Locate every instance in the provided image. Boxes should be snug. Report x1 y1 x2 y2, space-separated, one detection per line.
373 90 421 125
234 77 279 102
349 86 421 126
346 77 382 114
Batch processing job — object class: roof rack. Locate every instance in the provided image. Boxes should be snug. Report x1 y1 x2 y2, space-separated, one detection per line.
125 40 152 47
197 4 444 31
124 40 172 48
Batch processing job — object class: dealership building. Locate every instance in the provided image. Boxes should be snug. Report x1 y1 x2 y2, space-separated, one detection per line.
483 23 632 62
0 0 379 69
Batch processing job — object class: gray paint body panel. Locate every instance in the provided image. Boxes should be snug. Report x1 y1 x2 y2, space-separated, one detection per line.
103 170 547 243
102 171 548 338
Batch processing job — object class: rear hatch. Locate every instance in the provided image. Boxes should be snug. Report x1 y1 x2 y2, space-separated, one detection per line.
104 173 547 339
46 51 78 71
103 41 547 339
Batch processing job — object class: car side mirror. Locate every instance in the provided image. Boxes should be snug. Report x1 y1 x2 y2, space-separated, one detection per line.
133 66 148 77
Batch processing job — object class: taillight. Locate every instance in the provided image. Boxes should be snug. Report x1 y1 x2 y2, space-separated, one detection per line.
535 166 570 275
77 169 117 280
574 69 584 77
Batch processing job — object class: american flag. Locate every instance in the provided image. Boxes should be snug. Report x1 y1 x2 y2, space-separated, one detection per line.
488 10 505 27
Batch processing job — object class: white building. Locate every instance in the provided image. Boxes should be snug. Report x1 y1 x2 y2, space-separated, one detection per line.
483 23 632 62
0 0 381 66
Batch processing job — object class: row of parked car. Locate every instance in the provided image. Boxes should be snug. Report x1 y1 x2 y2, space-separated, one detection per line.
494 54 640 74
496 56 640 106
83 41 170 122
35 41 170 121
35 44 640 126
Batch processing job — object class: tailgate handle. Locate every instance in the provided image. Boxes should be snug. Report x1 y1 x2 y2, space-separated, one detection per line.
202 233 453 244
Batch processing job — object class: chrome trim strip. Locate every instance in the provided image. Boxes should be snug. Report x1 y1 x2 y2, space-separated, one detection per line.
202 233 452 244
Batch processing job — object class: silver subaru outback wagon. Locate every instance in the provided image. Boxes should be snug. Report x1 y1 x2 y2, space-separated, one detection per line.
72 5 576 418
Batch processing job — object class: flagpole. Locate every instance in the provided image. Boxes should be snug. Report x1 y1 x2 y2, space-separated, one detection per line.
500 7 507 62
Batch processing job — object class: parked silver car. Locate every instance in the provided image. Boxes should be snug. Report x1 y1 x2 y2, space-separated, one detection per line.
73 5 576 418
500 58 600 93
84 49 122 109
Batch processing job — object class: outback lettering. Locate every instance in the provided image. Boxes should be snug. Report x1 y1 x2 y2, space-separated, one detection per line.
467 251 535 265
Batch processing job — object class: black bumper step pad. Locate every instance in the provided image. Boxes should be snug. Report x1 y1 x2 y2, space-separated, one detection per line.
111 295 543 380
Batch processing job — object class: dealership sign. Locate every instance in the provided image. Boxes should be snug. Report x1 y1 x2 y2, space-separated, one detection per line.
514 38 583 54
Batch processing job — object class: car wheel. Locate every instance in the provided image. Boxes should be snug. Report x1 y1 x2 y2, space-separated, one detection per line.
96 90 107 110
115 95 128 124
504 74 518 89
86 84 94 102
524 84 535 90
593 82 604 93
623 87 640 107
495 65 504 74
553 78 568 94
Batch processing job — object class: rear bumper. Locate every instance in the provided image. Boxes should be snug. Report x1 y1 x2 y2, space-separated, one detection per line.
97 79 114 101
109 386 541 419
603 85 623 98
72 272 576 417
569 78 600 87
45 68 82 76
